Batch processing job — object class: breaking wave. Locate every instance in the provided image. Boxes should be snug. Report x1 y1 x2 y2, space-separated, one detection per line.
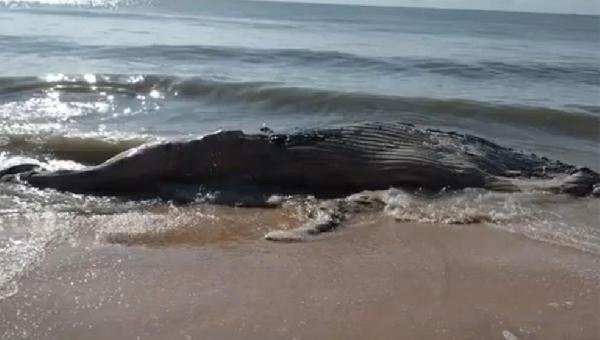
0 133 146 164
2 74 599 138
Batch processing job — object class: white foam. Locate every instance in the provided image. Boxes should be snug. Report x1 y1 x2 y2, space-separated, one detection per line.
0 212 67 300
502 330 519 340
383 188 600 254
0 164 141 300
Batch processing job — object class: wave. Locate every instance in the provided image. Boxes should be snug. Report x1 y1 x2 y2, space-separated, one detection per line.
2 36 599 85
0 134 146 164
0 0 142 9
1 74 599 139
3 6 303 30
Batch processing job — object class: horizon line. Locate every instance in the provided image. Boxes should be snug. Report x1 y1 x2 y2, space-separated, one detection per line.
250 0 600 16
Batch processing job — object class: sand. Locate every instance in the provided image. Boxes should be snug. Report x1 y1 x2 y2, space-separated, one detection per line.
1 211 599 340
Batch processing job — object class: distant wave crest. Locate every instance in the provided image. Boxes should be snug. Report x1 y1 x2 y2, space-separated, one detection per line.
0 0 143 9
1 35 599 85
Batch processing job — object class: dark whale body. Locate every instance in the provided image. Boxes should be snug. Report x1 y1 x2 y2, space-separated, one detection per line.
2 122 599 198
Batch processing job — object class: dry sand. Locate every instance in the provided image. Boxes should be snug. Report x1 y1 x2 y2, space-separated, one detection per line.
1 211 599 340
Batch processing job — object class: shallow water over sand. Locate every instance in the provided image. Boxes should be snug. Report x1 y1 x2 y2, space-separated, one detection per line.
1 186 599 301
1 216 599 340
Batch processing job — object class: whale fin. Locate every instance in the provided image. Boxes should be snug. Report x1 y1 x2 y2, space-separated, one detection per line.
264 193 384 242
265 199 347 242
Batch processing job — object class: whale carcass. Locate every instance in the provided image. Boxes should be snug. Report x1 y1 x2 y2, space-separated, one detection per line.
1 122 598 240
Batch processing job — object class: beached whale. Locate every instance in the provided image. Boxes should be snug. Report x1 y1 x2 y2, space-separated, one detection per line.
2 122 599 197
1 122 598 240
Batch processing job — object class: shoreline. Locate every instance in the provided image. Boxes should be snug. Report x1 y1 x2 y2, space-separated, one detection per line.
1 215 599 339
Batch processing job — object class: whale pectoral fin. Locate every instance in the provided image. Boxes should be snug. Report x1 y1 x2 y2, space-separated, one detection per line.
263 228 312 242
264 212 341 242
264 200 346 242
264 192 387 242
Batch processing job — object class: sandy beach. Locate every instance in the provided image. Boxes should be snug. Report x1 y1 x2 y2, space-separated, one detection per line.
1 210 598 340
1 1 599 340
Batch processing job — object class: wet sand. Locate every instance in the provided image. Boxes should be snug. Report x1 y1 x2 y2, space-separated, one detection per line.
1 212 599 340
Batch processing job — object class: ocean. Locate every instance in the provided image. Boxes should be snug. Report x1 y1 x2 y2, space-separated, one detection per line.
0 0 599 300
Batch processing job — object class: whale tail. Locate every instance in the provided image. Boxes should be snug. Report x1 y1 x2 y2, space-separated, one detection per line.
0 163 40 182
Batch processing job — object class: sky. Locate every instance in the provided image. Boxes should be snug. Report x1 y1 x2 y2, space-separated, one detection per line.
262 0 600 14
